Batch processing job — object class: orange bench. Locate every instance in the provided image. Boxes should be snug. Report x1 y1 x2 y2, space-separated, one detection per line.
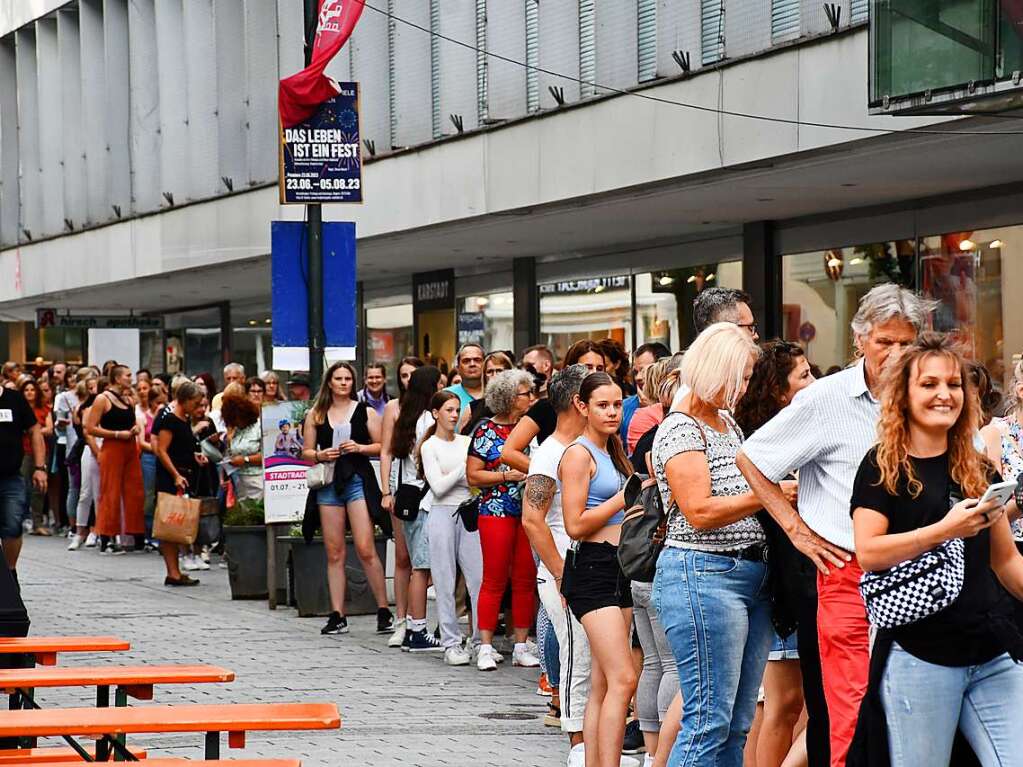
0 636 129 666
0 745 147 763
0 702 340 759
0 664 235 703
26 762 299 767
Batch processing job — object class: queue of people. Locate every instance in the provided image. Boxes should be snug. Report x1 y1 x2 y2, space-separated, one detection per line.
6 282 1023 767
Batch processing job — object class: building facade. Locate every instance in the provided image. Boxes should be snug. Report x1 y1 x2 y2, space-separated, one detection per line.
1 0 1021 389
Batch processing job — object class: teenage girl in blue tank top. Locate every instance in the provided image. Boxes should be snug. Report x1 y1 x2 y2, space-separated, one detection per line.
559 371 639 767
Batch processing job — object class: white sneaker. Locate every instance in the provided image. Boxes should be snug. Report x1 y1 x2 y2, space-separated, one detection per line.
492 648 505 664
476 645 497 672
84 532 98 548
512 643 540 668
387 623 407 648
444 645 471 666
200 547 211 563
620 757 641 767
67 534 84 551
182 554 200 571
642 755 654 767
193 556 210 571
567 744 586 767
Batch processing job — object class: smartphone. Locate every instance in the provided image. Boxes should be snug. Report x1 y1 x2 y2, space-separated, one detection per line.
978 480 1018 507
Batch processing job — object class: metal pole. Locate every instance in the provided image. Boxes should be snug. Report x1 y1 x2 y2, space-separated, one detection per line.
304 0 324 387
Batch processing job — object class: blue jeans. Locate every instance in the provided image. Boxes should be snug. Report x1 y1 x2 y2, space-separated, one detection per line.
653 547 773 767
882 643 1023 767
140 452 157 539
0 474 27 539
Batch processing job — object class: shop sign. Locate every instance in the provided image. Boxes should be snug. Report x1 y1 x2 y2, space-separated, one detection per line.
35 309 163 330
368 330 394 359
457 312 486 346
539 275 628 295
279 84 362 205
261 401 313 524
413 269 455 312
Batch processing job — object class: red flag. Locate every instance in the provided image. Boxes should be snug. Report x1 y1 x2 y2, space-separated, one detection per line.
278 0 365 128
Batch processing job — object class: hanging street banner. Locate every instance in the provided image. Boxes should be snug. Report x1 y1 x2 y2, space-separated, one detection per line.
261 401 312 524
279 85 362 204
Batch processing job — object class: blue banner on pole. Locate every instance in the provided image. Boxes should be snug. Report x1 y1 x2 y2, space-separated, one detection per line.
271 220 357 370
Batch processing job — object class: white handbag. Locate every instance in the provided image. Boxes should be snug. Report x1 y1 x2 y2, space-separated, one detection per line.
306 460 335 490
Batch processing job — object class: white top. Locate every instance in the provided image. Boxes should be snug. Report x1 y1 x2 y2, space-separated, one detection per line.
390 411 435 508
741 360 879 552
420 434 471 506
53 389 79 448
527 434 571 556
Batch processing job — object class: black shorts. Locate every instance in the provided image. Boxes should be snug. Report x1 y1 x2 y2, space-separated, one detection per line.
560 541 633 620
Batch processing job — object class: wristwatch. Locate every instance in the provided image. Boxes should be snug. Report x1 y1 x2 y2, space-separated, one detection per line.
33 466 46 472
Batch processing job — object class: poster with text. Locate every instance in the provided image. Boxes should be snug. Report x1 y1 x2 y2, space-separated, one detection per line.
279 83 362 204
261 401 313 524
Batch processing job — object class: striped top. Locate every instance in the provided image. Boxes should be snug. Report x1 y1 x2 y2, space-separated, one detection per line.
740 360 878 552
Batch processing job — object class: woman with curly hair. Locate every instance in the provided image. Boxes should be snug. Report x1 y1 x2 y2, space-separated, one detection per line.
215 383 263 501
851 333 1023 767
733 341 817 767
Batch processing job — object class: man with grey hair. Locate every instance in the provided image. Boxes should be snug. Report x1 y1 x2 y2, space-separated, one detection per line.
211 362 246 411
692 287 759 340
736 282 932 767
520 365 605 767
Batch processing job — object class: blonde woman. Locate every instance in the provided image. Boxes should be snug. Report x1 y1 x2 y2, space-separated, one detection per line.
260 371 287 402
981 357 1023 545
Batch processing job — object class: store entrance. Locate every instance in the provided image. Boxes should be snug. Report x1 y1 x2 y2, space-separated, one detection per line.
417 309 456 372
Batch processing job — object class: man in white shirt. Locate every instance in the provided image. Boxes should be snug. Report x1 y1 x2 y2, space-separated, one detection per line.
519 364 592 766
737 283 932 767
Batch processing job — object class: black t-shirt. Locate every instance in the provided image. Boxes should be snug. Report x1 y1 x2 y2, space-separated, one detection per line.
526 399 557 445
631 424 657 475
0 388 37 478
850 448 1012 667
152 407 199 495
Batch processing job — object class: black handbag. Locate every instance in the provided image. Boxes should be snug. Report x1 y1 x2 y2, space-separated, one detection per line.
454 495 480 533
617 475 665 582
393 459 428 522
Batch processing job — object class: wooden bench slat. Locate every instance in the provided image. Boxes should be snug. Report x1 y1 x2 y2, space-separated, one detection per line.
0 636 129 655
0 702 341 738
24 762 299 767
0 745 147 764
0 664 235 689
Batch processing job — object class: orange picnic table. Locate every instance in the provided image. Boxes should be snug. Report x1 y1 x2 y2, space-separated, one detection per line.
0 664 235 703
22 761 299 767
0 702 340 759
0 636 129 666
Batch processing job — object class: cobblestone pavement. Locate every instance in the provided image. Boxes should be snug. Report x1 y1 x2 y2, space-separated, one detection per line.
17 536 565 766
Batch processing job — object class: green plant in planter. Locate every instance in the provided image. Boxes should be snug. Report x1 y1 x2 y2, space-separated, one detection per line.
224 498 265 527
288 523 304 538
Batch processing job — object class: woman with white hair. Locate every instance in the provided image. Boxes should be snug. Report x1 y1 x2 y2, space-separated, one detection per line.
652 322 787 767
467 368 539 672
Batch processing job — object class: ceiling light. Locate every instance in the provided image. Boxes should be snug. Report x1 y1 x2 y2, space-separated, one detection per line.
658 275 674 286
248 320 257 326
706 273 715 281
849 257 863 265
264 318 272 324
990 239 1003 249
827 256 843 269
476 297 490 308
959 239 976 251
686 275 697 284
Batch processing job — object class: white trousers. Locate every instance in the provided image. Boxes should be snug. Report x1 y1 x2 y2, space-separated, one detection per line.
537 561 592 733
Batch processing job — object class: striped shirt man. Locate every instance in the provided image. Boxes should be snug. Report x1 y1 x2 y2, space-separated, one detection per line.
740 359 879 552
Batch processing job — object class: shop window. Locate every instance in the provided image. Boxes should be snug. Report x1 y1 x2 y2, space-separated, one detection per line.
458 292 514 355
232 325 274 380
638 261 743 351
540 275 631 361
366 303 415 394
921 227 1022 390
139 331 164 375
781 240 914 373
25 327 85 365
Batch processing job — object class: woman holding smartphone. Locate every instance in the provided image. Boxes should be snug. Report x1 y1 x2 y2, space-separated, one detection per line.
559 371 637 767
851 333 1023 767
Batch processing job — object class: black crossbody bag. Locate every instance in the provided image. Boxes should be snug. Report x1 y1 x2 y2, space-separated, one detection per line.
393 459 429 522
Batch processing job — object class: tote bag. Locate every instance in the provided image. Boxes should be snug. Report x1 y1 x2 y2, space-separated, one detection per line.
153 492 201 545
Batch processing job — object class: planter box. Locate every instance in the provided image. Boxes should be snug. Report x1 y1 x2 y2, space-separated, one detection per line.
224 526 268 600
280 536 388 617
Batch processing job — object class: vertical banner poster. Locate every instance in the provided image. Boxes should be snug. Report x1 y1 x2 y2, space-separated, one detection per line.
261 401 313 524
280 85 362 204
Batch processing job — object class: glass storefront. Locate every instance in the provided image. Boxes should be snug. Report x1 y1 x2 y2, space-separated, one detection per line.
782 225 1023 391
459 292 514 354
540 275 632 360
366 303 415 393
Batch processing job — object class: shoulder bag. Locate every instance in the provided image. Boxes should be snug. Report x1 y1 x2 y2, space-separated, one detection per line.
306 459 335 490
393 459 428 522
454 494 480 533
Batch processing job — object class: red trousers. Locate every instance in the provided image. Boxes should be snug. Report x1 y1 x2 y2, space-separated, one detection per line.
96 439 145 537
817 556 870 767
477 515 536 632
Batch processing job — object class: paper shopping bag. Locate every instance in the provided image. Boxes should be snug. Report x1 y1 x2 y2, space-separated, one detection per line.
153 492 201 545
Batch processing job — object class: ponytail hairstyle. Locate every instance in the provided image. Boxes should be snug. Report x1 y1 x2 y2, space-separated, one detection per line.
875 332 992 499
391 366 443 459
576 371 633 478
416 390 460 478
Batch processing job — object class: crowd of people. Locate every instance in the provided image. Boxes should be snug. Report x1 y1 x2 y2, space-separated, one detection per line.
4 283 1023 767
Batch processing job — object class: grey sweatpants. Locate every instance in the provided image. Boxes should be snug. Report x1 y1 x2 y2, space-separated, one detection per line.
632 580 679 732
427 504 483 649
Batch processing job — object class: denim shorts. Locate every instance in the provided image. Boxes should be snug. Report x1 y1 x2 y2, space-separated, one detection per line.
316 474 365 507
769 630 799 661
561 541 633 619
0 474 27 539
403 512 430 570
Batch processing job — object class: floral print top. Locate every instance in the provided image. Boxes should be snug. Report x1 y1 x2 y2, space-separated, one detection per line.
991 416 1023 541
467 418 521 517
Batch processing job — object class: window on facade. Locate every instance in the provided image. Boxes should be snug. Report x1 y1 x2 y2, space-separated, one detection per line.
232 325 274 380
781 240 914 372
540 275 631 360
920 226 1023 391
458 292 514 354
366 303 415 394
26 327 85 365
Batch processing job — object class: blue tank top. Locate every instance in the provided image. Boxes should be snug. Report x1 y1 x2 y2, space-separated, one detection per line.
576 435 626 526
